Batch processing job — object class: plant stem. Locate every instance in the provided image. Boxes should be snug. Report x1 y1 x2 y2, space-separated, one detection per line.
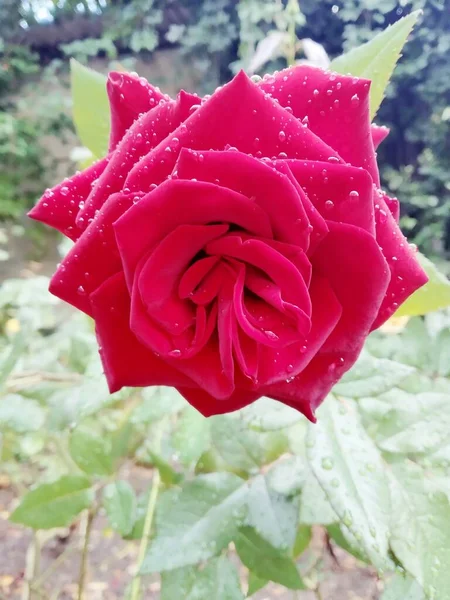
22 532 40 600
129 468 161 600
77 509 95 600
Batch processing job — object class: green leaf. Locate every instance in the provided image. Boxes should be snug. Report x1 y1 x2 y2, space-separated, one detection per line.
146 450 183 486
172 406 211 467
247 572 268 596
103 481 136 537
299 466 337 526
235 526 304 590
331 11 421 119
293 525 312 558
333 351 415 398
10 475 93 529
69 427 114 476
70 59 110 158
47 377 117 430
125 489 149 540
394 254 450 317
161 556 244 600
239 397 303 431
375 393 450 455
131 387 186 425
245 475 299 550
141 473 248 573
267 456 305 496
381 574 425 600
389 462 450 600
210 415 265 472
327 524 367 563
306 396 391 569
0 394 45 433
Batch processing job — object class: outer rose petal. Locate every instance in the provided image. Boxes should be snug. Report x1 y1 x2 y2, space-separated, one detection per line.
28 158 108 240
259 66 379 185
263 222 391 416
176 386 259 418
381 190 400 222
78 90 200 226
372 195 428 328
50 192 136 315
371 124 390 149
90 272 194 392
125 71 341 193
107 71 167 150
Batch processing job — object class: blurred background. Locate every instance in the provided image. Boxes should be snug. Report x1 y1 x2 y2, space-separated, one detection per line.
0 1 449 599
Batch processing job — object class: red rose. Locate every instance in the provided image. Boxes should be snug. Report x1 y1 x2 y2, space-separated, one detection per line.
29 67 427 420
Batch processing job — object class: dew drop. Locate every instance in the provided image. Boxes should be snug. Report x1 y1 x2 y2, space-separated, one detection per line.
351 93 360 106
325 200 334 210
60 186 70 196
321 457 334 470
264 330 279 342
77 285 86 295
349 190 359 200
278 130 286 142
169 349 182 357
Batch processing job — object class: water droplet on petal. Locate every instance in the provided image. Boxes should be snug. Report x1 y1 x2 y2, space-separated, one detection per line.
278 130 286 142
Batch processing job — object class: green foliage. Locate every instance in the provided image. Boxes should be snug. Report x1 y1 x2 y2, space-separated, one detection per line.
103 481 137 537
235 527 304 589
71 60 109 159
10 476 94 529
331 11 421 119
0 112 46 218
395 253 450 317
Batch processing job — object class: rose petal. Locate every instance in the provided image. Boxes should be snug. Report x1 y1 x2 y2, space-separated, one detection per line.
114 179 273 291
282 159 375 235
259 66 379 184
90 272 194 392
176 386 259 417
205 234 312 317
258 275 342 389
371 124 389 150
107 71 168 149
263 222 391 416
175 148 311 249
78 90 200 226
372 195 428 328
274 161 328 254
49 192 136 315
125 70 341 193
28 158 108 240
138 224 229 335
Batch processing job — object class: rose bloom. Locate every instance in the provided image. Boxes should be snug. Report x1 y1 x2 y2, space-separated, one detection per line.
29 67 427 420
